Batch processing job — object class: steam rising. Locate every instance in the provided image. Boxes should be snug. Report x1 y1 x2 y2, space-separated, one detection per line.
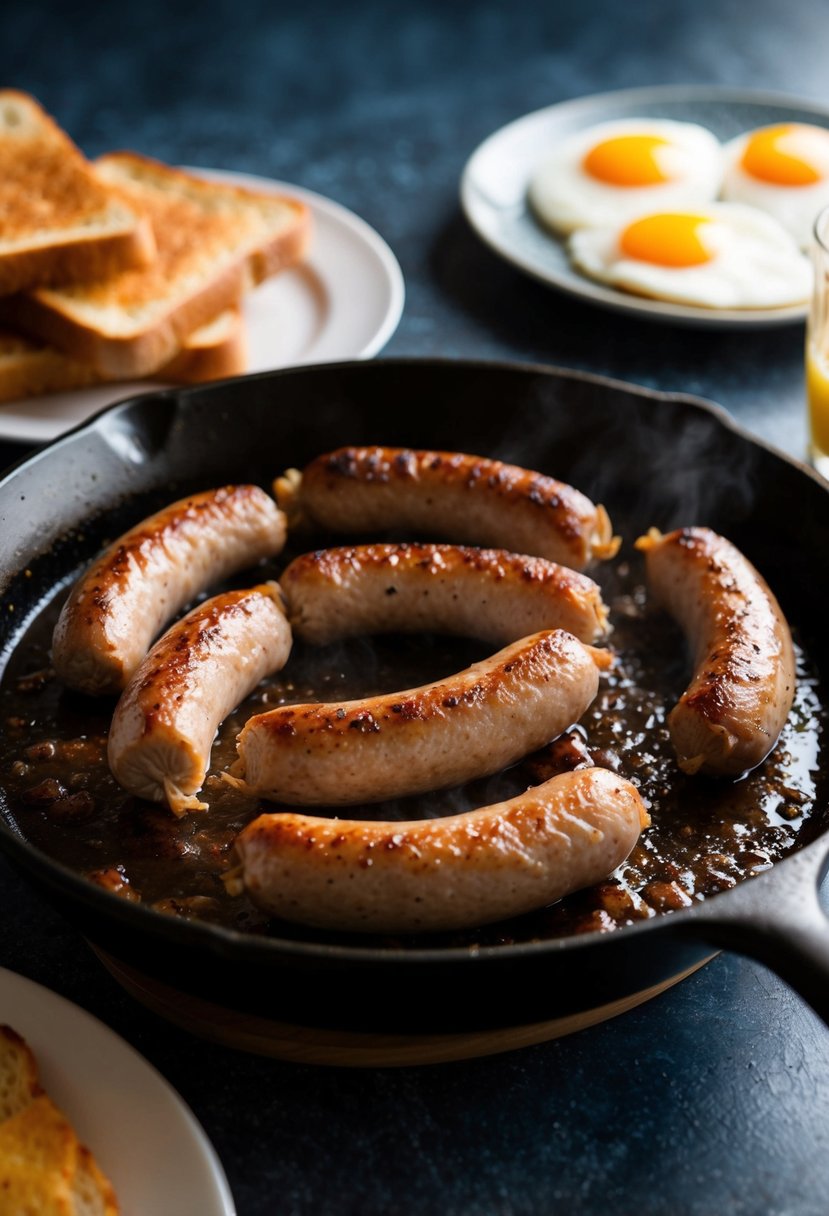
481 376 760 546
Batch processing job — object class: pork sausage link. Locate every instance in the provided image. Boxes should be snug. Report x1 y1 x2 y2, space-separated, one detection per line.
235 767 649 933
234 629 607 805
275 447 619 569
280 543 609 646
636 526 796 777
108 584 292 815
53 485 286 695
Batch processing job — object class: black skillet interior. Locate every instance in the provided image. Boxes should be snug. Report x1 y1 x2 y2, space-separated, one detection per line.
0 358 827 1036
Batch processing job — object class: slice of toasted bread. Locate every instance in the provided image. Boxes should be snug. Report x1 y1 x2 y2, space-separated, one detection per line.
8 152 310 377
0 330 101 401
0 91 155 296
0 1025 40 1123
0 1027 120 1214
0 1095 78 1214
0 307 248 402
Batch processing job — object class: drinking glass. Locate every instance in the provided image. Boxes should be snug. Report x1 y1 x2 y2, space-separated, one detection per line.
806 205 829 476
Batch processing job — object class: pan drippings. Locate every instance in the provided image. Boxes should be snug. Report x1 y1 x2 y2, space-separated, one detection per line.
0 557 825 948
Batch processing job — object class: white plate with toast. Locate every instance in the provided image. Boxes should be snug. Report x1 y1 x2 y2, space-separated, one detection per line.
461 85 829 328
0 170 404 445
0 965 235 1216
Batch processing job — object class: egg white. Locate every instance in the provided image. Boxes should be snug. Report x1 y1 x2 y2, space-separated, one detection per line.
721 125 829 249
529 118 724 236
568 203 812 309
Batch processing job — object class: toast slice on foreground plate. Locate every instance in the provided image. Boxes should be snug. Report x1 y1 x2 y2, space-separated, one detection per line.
0 1023 119 1214
6 152 311 378
0 307 248 403
0 91 155 296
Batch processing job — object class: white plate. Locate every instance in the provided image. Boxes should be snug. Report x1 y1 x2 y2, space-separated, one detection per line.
0 170 405 445
0 965 235 1216
461 85 829 329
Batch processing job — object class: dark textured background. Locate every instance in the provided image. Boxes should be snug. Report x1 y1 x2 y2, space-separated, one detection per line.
2 1 829 1213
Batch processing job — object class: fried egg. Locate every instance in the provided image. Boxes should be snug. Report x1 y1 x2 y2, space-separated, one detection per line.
721 123 829 248
568 204 811 309
529 119 723 235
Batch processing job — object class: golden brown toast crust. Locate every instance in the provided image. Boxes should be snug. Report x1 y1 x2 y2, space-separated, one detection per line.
0 1024 120 1214
8 263 251 376
162 307 248 383
0 332 100 400
0 91 155 294
0 308 248 402
9 152 310 377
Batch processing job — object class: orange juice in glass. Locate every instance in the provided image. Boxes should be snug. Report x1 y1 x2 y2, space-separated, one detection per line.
807 206 829 475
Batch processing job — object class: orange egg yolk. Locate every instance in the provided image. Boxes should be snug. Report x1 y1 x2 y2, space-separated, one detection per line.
583 135 673 186
619 213 715 268
741 125 826 186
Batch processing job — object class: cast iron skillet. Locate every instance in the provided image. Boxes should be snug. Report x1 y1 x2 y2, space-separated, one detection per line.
0 359 828 1036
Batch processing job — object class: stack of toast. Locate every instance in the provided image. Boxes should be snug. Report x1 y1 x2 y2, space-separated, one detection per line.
0 1024 118 1214
0 91 311 403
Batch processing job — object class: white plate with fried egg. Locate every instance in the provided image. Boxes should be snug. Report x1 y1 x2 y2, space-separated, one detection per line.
460 85 829 327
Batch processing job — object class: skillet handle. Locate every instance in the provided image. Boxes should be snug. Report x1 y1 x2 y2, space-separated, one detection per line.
676 843 829 1025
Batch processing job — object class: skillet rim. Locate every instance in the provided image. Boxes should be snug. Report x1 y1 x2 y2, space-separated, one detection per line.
0 355 825 969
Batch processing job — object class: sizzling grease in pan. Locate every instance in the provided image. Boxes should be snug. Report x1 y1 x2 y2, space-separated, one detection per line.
0 557 824 947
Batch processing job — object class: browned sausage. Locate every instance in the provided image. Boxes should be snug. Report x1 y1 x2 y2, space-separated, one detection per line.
234 767 649 933
276 447 619 569
280 543 609 646
234 629 608 805
108 584 291 815
53 485 286 695
636 526 796 776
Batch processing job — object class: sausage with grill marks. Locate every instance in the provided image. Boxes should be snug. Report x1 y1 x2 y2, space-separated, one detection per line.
275 446 619 570
234 629 609 806
108 583 292 816
636 526 795 777
53 485 286 696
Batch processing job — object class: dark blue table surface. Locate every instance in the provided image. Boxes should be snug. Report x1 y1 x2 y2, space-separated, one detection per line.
2 2 829 1213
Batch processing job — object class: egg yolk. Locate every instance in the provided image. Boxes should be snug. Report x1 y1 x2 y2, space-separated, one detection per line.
619 213 715 267
583 135 673 187
741 124 826 186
